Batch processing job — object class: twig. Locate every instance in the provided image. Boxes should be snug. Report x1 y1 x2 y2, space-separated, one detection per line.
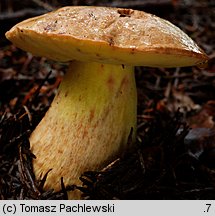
31 0 54 11
97 0 172 7
23 105 33 126
0 9 47 20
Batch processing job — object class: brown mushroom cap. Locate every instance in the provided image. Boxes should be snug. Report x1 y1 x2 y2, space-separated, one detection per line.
6 6 208 67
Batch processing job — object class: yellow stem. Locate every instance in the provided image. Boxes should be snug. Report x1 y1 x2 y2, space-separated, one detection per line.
30 61 137 199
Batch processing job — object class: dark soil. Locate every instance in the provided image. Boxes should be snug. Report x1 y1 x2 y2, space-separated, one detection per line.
0 0 215 200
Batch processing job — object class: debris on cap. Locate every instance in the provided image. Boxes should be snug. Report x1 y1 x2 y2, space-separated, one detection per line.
6 6 209 67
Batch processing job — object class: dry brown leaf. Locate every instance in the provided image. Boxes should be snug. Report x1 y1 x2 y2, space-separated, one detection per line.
187 100 215 128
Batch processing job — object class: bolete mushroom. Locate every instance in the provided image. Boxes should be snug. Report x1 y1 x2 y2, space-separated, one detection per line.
5 6 208 199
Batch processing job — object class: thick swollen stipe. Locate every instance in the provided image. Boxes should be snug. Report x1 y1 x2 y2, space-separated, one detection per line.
30 61 137 199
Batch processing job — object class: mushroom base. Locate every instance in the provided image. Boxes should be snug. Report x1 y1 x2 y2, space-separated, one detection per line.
30 61 137 199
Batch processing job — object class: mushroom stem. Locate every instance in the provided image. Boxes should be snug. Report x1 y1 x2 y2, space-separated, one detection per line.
30 60 137 199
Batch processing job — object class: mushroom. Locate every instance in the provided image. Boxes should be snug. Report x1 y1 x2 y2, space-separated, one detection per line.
5 6 208 199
